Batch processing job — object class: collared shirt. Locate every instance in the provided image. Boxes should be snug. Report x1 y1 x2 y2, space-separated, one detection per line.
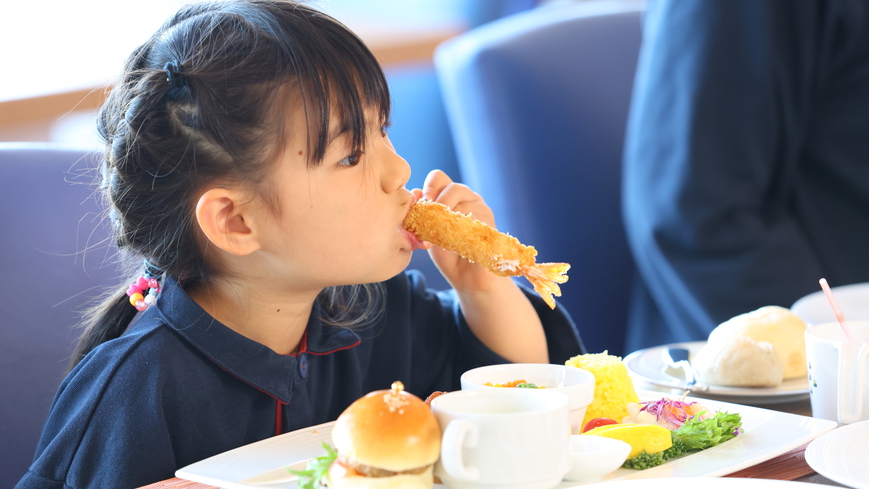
18 271 581 489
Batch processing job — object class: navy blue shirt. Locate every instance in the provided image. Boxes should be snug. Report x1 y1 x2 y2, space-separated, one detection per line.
17 271 581 488
622 0 869 352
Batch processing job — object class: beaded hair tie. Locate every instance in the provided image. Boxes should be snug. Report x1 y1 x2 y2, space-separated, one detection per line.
127 260 163 312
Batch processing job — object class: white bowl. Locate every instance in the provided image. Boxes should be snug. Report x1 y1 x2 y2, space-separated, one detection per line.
563 435 631 482
461 363 595 434
791 282 869 326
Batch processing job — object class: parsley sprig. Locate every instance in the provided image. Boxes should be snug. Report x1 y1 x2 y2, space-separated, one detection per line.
289 442 338 489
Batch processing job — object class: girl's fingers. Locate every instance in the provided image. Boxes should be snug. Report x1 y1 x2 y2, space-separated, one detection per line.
421 169 452 201
434 182 481 210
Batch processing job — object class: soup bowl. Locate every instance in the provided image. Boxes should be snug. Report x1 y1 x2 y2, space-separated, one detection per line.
461 363 595 434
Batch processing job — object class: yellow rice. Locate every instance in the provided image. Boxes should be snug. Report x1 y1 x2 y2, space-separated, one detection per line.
565 352 640 427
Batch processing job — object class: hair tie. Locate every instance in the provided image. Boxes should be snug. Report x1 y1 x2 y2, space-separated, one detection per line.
163 60 188 99
127 259 164 312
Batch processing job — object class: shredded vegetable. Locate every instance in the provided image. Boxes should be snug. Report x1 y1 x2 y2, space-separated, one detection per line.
289 442 337 489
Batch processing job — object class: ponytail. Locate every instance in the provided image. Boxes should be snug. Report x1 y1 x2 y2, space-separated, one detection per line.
71 285 139 369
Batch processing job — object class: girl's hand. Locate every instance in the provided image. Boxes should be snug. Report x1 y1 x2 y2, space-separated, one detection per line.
412 170 501 293
412 170 548 363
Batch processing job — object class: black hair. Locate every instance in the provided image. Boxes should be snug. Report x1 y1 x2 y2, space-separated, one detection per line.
72 0 391 368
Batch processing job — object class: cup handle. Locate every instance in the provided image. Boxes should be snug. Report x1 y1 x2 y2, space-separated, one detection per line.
838 342 869 425
440 419 480 481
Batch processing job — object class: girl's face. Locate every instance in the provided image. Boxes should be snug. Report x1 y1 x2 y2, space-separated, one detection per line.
254 103 418 291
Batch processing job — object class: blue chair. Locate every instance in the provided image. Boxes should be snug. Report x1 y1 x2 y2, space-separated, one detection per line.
0 144 120 488
435 0 645 356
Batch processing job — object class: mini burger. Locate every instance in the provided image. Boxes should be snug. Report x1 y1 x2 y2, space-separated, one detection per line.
327 381 441 488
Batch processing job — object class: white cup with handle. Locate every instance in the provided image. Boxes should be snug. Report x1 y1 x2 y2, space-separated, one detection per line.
806 321 869 424
429 388 570 489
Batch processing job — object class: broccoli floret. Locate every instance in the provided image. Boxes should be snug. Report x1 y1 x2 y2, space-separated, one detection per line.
622 436 688 470
622 450 667 470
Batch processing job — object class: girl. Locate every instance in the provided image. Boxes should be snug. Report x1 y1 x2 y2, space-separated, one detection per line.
18 1 581 487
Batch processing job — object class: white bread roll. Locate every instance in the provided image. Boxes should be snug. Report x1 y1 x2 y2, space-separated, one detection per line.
693 336 784 387
708 305 808 379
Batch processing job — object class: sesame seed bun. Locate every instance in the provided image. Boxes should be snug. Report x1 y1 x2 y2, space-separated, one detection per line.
331 389 441 472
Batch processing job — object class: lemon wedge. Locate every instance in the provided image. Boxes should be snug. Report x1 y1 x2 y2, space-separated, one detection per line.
583 424 672 459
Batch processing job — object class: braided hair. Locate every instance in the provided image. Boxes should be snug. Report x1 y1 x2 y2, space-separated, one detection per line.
73 0 391 367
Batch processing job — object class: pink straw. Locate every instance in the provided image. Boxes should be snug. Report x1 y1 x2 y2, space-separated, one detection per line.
819 278 857 343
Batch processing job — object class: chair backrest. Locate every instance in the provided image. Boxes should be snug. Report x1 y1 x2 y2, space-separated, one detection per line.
435 0 645 356
0 143 120 487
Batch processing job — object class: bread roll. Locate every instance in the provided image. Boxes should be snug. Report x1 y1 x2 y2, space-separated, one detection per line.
693 336 784 387
708 305 808 379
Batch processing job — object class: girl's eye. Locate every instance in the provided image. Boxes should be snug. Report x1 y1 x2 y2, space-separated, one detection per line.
338 150 363 167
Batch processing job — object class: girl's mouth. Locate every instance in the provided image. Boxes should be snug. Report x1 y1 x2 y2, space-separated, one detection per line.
401 227 422 251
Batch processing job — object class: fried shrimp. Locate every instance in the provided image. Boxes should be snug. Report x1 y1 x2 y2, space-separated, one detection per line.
403 199 569 309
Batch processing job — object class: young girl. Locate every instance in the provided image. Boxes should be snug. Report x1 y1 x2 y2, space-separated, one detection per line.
18 1 581 487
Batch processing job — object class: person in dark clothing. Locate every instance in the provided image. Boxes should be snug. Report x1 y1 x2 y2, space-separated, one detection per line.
18 2 582 487
622 0 869 352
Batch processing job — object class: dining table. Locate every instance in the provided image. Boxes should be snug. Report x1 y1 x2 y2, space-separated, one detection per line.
136 385 851 489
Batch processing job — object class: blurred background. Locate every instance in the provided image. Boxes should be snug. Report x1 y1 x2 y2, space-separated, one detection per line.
0 0 584 188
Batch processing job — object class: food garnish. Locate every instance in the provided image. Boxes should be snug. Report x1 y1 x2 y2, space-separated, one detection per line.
624 396 712 430
619 410 743 469
582 417 619 433
621 440 687 470
671 410 743 451
290 442 337 489
484 379 545 388
403 199 569 308
583 424 673 460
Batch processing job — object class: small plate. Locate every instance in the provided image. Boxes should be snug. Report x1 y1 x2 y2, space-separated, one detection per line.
175 390 835 488
624 341 809 404
805 419 869 489
791 281 869 326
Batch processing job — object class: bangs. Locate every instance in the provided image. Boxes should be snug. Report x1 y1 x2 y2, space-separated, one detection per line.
285 10 391 166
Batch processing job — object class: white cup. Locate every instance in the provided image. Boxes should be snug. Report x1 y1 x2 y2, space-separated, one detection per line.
430 388 571 489
806 321 869 424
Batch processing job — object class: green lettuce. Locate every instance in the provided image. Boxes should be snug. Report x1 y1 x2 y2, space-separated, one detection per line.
671 410 743 451
289 442 337 489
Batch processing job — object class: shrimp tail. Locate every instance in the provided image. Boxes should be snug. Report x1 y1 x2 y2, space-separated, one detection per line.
525 262 571 309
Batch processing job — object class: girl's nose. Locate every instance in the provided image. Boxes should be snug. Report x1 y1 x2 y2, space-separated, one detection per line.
380 136 411 191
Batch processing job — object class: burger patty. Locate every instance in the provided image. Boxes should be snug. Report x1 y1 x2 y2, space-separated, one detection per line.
341 458 430 478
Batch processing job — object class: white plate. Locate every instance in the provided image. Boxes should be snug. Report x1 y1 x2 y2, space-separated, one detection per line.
575 477 826 488
624 341 810 404
804 419 869 489
791 281 869 326
175 390 836 488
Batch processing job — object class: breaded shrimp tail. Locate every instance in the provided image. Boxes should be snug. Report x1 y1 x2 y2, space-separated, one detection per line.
403 200 569 308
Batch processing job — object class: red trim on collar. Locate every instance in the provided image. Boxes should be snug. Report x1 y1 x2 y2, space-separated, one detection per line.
290 328 361 356
275 399 285 436
305 339 361 356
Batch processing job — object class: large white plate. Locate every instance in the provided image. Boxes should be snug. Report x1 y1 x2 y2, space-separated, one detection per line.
175 390 836 489
624 341 810 404
804 419 869 489
791 281 869 326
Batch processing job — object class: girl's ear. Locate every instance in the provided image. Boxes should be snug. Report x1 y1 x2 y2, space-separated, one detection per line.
195 188 261 256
